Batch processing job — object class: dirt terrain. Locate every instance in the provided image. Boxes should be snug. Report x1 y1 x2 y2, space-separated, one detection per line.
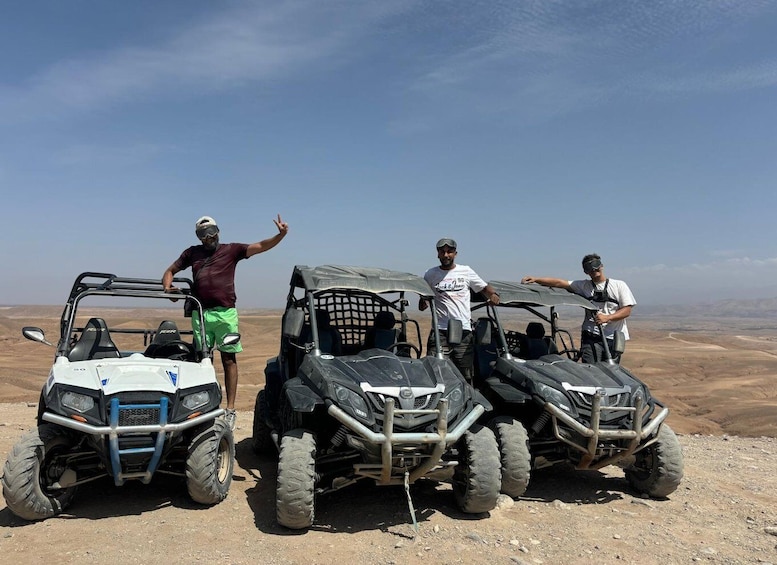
1 307 777 564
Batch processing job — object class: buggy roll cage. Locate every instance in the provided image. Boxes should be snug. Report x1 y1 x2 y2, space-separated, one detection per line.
281 264 447 360
287 288 423 356
57 271 210 359
470 281 607 362
471 301 579 360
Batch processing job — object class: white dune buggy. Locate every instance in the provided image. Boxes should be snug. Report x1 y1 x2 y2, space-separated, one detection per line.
2 272 237 520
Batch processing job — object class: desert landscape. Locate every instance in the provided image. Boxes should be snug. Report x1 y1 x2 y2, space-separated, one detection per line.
1 306 776 564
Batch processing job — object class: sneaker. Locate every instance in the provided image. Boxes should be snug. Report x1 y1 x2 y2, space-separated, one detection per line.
224 409 237 431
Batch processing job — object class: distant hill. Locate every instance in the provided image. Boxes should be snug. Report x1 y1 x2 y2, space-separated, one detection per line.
3 299 776 321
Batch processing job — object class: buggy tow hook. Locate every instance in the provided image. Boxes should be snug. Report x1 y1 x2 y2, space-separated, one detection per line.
404 470 419 533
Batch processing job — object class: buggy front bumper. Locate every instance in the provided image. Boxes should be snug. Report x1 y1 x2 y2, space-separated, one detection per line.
327 398 484 485
542 393 669 470
42 397 224 486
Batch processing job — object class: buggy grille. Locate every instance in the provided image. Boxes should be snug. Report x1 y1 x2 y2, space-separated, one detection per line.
414 393 439 409
367 392 440 412
108 393 170 427
572 391 630 408
117 407 160 426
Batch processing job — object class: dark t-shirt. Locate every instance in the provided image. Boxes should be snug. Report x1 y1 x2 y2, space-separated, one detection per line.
172 243 249 309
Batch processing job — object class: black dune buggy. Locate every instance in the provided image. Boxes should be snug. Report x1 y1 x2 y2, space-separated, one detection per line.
253 265 501 529
469 280 683 499
2 272 237 520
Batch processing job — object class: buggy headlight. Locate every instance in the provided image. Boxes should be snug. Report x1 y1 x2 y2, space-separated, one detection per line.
182 390 210 410
333 383 369 419
631 385 646 405
536 382 575 414
61 391 95 413
443 384 465 420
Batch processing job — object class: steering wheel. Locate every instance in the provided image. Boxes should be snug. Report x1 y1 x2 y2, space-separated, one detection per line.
387 342 422 359
153 340 195 361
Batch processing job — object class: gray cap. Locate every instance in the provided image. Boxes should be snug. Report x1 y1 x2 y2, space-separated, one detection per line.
436 237 457 249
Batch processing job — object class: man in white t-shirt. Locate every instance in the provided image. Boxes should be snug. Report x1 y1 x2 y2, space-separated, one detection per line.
522 253 636 364
420 238 500 382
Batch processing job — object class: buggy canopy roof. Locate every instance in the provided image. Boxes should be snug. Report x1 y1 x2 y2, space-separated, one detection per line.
476 280 595 309
290 265 433 297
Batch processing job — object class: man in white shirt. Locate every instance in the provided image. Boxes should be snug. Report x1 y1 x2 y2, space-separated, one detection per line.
420 238 500 382
522 253 636 364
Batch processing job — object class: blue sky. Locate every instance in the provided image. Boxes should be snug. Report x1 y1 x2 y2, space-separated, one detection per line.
2 0 776 308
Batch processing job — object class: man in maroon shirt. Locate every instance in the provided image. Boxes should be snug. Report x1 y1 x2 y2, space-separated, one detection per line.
162 214 289 430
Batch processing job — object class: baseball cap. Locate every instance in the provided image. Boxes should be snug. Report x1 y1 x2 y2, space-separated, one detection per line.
436 237 457 249
583 257 603 273
195 216 219 238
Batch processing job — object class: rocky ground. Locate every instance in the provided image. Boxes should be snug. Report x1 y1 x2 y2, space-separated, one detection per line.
1 403 776 565
2 309 777 563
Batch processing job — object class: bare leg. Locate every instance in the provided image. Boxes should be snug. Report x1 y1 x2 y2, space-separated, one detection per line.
221 351 238 409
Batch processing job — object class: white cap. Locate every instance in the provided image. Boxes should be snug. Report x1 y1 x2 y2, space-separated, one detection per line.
195 216 219 237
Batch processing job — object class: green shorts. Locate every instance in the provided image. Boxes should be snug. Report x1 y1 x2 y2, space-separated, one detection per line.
191 307 243 354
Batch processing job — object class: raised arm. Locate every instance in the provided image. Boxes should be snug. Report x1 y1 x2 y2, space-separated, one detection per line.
246 214 289 258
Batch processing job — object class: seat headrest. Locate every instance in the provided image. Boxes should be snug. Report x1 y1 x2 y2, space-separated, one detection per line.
68 317 120 361
374 311 396 330
153 320 181 344
315 309 331 328
526 322 546 339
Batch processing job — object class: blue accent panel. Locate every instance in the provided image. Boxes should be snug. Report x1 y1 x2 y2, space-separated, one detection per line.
108 397 122 485
145 397 168 476
167 371 178 386
107 396 171 486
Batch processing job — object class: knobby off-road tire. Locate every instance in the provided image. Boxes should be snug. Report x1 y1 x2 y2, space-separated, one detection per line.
2 424 78 520
490 416 532 498
252 389 274 454
276 428 316 529
186 419 235 505
625 423 684 498
452 424 501 514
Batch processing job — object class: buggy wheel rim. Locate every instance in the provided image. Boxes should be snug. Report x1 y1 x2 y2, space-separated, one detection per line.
216 436 230 483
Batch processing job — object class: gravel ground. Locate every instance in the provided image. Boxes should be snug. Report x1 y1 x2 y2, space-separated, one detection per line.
1 403 776 565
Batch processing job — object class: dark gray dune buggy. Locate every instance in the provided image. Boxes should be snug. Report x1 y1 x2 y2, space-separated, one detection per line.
2 272 237 521
253 265 501 530
469 280 683 500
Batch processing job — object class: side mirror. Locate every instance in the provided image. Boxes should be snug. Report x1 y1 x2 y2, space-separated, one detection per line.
446 319 463 346
282 308 305 339
22 326 52 346
474 320 492 346
612 330 626 355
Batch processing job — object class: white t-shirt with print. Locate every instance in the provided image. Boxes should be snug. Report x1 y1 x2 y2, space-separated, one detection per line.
569 278 636 339
424 264 487 331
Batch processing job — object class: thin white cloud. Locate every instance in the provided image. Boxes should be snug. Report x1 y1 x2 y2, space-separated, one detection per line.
0 1 406 122
627 256 777 276
643 61 777 96
52 143 179 167
2 0 776 129
622 255 777 304
402 0 777 125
